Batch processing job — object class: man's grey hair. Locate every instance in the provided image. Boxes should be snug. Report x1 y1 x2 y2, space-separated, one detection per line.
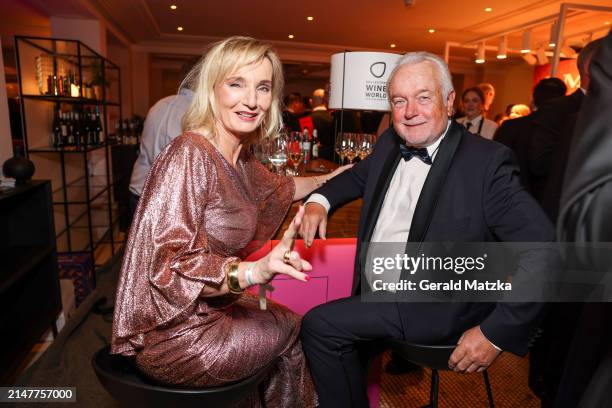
387 52 454 106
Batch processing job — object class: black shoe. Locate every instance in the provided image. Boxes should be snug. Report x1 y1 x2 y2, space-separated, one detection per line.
384 354 422 375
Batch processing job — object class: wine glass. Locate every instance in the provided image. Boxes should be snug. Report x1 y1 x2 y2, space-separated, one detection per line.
358 133 373 160
335 133 348 164
344 133 357 163
287 131 304 175
253 138 270 164
268 135 288 175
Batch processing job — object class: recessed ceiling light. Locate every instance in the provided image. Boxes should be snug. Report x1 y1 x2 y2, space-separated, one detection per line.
307 16 314 21
170 5 177 10
428 28 436 33
484 7 493 12
390 43 396 48
288 34 294 39
177 26 183 31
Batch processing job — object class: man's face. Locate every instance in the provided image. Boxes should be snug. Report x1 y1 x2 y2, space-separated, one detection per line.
389 61 455 147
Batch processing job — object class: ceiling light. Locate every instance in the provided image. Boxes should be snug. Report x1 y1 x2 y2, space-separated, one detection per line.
475 42 485 63
484 7 492 12
428 28 435 33
390 43 396 48
307 16 314 21
549 21 558 47
288 34 294 39
170 5 177 10
497 36 507 59
177 26 183 31
605 21 611 25
521 29 532 53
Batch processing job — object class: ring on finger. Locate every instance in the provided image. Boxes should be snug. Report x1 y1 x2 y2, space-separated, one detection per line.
283 250 292 264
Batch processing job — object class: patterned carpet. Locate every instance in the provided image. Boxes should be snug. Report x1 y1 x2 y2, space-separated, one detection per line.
379 351 541 407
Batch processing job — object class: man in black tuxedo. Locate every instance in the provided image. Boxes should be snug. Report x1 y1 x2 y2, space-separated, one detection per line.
299 52 554 407
494 77 567 195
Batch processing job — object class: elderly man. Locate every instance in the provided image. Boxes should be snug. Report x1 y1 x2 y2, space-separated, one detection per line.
299 52 554 407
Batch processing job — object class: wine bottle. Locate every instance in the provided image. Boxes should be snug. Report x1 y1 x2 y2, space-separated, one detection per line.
302 128 311 164
312 129 319 158
52 108 62 148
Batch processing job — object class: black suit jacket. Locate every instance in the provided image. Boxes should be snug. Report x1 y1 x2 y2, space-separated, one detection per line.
530 90 584 221
316 121 554 355
494 113 539 194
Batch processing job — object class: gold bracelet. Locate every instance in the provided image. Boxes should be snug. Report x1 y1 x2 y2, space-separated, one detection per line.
226 261 244 294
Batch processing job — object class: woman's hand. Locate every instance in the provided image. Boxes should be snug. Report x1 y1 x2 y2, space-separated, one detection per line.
252 205 312 284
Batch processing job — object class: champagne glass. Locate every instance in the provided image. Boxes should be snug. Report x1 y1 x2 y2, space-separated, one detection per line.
287 131 304 175
268 135 288 175
344 133 357 163
358 133 373 160
335 133 348 164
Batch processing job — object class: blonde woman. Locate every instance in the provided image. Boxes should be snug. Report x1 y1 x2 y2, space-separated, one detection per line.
112 37 345 406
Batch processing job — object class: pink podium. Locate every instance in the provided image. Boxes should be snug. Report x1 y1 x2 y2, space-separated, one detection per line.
247 238 381 408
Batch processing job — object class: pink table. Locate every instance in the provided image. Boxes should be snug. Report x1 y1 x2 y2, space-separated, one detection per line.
247 238 381 408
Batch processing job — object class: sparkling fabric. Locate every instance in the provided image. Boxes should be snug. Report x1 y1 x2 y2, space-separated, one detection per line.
111 132 316 407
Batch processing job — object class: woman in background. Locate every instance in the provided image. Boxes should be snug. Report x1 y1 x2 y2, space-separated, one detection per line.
456 86 498 140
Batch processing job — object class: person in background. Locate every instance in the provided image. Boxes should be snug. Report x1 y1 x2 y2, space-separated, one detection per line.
127 57 198 226
112 36 349 407
494 77 567 196
478 82 495 117
309 88 334 161
455 87 498 139
509 103 531 119
282 92 304 131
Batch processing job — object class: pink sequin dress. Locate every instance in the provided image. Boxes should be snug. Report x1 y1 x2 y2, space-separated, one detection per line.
111 132 316 407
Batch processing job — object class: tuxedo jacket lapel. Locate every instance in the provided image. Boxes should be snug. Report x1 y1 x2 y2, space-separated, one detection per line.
407 123 462 243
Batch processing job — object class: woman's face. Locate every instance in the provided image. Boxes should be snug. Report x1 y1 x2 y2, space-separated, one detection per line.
462 91 484 120
215 58 273 139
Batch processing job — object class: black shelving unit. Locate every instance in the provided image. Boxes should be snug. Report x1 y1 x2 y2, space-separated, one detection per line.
14 36 123 266
0 181 62 385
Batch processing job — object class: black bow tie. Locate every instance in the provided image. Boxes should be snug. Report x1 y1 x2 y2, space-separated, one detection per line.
399 144 432 165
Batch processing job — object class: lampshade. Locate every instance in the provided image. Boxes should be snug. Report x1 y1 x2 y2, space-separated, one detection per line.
329 51 401 111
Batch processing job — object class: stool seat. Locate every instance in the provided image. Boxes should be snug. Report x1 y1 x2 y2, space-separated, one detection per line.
92 345 277 408
386 340 495 408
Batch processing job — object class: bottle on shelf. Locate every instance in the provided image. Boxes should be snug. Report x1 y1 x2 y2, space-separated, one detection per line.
51 108 62 148
93 107 103 144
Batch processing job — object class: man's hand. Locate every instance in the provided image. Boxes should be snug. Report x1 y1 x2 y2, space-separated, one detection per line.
299 203 328 247
448 326 501 373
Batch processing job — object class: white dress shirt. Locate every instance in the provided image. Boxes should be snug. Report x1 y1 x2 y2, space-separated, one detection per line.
129 88 194 196
456 115 498 140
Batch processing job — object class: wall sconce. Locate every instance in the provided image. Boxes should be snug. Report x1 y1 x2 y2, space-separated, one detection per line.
521 29 532 53
475 42 485 63
497 36 508 59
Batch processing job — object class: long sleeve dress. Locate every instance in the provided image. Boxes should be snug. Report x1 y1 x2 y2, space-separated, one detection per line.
111 132 316 407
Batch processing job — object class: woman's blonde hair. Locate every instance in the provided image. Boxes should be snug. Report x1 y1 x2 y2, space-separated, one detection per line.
181 36 284 146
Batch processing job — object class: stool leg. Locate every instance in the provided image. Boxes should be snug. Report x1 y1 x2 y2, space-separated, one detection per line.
483 370 494 408
430 369 439 408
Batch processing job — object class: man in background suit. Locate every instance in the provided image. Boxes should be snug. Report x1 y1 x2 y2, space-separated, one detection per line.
529 39 602 222
494 77 567 195
299 52 554 407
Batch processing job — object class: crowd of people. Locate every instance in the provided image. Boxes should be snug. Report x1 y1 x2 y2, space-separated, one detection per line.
112 32 611 408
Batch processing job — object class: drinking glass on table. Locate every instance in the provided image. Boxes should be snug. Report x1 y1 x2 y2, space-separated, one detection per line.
335 133 348 164
344 133 357 163
357 133 373 160
268 135 288 175
287 131 304 175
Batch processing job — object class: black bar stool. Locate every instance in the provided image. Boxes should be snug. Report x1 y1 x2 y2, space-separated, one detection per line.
92 345 278 407
386 340 495 408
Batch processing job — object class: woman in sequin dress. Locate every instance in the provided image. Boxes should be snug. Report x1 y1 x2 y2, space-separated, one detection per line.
111 36 348 407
